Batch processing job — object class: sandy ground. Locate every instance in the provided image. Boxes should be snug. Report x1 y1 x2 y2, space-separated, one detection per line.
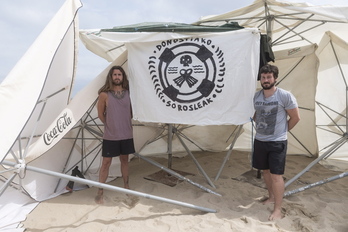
22 150 348 232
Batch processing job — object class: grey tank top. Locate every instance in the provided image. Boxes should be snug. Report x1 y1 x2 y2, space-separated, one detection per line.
103 90 133 141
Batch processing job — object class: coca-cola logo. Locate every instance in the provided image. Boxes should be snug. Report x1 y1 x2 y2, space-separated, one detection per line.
43 112 72 145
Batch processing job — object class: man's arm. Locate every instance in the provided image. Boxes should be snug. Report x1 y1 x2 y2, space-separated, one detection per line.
286 107 300 131
97 92 107 124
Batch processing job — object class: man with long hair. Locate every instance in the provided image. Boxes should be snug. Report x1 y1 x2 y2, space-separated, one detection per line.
252 64 300 220
95 65 135 204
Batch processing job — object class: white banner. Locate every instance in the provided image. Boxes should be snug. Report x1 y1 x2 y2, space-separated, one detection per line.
127 29 260 125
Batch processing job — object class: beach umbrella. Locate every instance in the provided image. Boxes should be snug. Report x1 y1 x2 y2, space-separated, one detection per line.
195 0 348 157
195 0 348 51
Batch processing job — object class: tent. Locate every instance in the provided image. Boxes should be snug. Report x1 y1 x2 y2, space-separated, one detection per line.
0 0 82 230
2 0 348 230
0 0 263 230
78 22 264 185
193 0 348 191
195 0 348 162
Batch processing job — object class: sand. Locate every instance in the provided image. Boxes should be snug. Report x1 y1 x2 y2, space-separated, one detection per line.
22 151 348 232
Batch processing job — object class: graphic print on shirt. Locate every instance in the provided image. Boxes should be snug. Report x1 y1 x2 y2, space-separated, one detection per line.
255 101 278 135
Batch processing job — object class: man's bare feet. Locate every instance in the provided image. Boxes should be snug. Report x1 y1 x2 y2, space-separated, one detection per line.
261 197 275 205
95 188 104 204
269 209 283 221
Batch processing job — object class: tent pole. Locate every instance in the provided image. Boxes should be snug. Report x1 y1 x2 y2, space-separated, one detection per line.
285 135 347 188
346 86 348 132
284 172 348 197
264 2 273 43
329 40 348 132
0 173 17 197
54 126 83 192
173 128 216 189
2 160 217 213
214 125 243 181
133 153 221 196
167 124 173 169
23 100 47 159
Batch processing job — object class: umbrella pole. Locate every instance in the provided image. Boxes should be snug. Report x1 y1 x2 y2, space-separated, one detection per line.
2 160 217 213
285 135 347 188
214 125 243 181
284 172 348 197
134 153 221 196
173 129 216 189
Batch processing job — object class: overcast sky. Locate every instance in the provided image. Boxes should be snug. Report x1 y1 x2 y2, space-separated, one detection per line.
0 0 347 96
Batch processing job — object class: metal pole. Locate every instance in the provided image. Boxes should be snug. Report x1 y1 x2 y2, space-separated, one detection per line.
284 172 348 197
134 153 221 196
2 160 217 213
167 124 173 169
346 87 348 133
0 173 17 197
214 125 243 181
285 135 347 188
174 129 216 189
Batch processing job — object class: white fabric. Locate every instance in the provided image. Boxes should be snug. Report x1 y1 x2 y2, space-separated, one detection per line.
127 29 260 125
196 0 348 52
0 0 81 230
235 44 319 156
3 0 348 230
316 31 348 162
0 0 81 162
0 187 38 232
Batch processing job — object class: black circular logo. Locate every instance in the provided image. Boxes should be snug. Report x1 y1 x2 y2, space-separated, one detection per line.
149 38 225 111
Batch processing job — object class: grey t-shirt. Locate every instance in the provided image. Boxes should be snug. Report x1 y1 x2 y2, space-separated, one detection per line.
253 88 298 141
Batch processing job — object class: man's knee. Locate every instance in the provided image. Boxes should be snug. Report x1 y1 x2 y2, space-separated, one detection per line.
270 174 283 183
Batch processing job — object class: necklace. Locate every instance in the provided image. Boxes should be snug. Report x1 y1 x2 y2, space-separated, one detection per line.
112 90 125 99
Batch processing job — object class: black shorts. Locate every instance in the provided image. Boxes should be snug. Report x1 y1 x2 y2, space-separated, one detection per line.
102 139 135 157
252 139 287 175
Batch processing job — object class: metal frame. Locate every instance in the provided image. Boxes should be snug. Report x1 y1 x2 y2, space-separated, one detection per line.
284 39 348 192
195 2 348 195
0 97 219 213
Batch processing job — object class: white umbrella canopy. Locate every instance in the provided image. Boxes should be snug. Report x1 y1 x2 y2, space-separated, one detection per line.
0 0 82 230
234 43 319 156
316 31 348 163
195 0 348 52
196 0 348 159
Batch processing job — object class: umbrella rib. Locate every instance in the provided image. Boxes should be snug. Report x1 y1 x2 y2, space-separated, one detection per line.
316 101 346 118
330 41 348 87
316 126 344 137
288 130 314 157
316 101 345 134
276 56 305 86
272 14 315 46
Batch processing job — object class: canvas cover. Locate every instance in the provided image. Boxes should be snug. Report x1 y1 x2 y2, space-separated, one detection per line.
315 31 348 162
196 0 348 162
0 0 82 230
2 0 348 230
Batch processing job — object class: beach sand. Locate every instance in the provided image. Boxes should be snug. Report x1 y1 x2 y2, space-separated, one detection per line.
22 150 348 232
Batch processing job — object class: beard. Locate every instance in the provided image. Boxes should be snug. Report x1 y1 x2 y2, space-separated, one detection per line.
112 79 123 86
261 81 275 90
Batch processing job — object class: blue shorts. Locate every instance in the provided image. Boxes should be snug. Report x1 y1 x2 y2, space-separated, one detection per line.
102 139 135 157
252 139 287 175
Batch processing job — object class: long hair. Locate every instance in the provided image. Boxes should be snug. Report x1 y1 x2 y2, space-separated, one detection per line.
98 66 129 94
